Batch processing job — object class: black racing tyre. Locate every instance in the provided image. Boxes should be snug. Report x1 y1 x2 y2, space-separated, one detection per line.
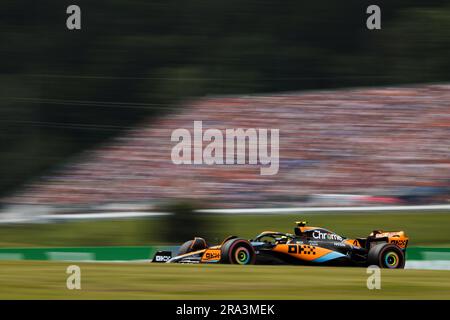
220 238 256 265
177 237 208 255
367 243 405 269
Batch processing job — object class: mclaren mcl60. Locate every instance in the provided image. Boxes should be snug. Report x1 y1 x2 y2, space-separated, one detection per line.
152 221 409 268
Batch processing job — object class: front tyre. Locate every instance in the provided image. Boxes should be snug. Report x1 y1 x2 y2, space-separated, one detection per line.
367 243 405 269
221 238 256 265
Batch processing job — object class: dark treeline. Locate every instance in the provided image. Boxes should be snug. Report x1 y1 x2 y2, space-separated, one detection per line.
1 0 449 197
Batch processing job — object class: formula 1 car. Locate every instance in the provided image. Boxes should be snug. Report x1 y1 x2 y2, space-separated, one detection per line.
152 221 409 268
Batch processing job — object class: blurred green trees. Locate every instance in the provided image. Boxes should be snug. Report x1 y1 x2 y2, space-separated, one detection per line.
0 0 449 197
156 200 214 243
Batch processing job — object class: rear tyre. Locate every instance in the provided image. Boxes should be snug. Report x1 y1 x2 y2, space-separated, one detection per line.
367 243 405 269
221 238 256 265
177 237 208 255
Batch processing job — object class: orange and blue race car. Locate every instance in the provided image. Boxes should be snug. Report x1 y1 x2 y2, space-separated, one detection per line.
152 221 408 269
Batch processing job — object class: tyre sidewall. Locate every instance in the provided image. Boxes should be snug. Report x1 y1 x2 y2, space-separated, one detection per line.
221 238 256 265
368 243 405 269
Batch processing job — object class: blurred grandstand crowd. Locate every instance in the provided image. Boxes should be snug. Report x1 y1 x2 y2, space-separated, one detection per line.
2 84 450 209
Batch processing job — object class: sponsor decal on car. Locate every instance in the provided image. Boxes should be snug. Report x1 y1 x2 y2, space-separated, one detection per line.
201 249 221 262
152 250 172 263
287 244 317 255
312 230 343 241
333 242 346 247
155 255 171 262
390 239 408 247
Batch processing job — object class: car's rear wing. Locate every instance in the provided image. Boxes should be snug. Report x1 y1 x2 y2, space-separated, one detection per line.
369 230 409 250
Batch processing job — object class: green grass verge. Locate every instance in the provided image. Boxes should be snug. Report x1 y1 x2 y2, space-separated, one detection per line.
0 261 449 299
0 212 449 247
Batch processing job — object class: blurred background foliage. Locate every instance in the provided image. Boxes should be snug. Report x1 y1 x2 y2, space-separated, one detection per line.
1 212 449 247
1 0 449 198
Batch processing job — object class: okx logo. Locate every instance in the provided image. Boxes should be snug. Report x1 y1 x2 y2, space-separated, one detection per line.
312 230 343 241
171 121 279 175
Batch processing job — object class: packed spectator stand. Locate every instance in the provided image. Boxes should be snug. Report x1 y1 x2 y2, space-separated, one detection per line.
3 84 450 208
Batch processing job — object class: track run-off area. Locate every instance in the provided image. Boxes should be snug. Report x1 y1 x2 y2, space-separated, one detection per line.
0 261 449 299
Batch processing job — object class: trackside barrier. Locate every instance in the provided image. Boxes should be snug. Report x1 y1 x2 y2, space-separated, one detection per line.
0 246 449 270
0 246 178 262
1 204 450 224
196 204 450 214
405 247 450 270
